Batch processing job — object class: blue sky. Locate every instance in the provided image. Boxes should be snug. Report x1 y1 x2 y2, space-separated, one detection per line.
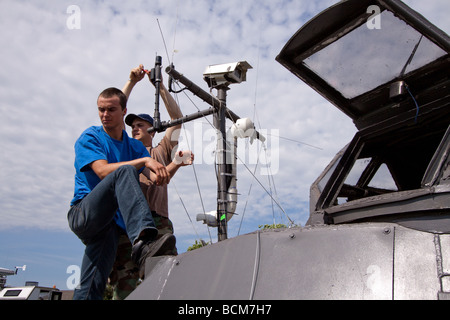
0 0 448 290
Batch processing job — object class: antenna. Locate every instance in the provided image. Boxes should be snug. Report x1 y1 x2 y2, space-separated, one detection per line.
149 62 261 242
150 55 163 132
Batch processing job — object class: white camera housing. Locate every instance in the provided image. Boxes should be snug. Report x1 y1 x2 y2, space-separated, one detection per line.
203 61 252 88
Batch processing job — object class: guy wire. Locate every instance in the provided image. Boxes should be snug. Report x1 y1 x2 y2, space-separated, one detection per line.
156 16 213 243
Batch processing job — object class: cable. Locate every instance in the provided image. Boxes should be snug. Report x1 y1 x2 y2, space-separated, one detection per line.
249 230 261 300
237 147 261 236
173 89 213 243
405 85 420 123
156 18 171 65
156 19 213 243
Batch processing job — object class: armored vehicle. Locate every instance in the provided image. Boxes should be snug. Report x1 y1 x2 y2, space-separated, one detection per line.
128 0 450 300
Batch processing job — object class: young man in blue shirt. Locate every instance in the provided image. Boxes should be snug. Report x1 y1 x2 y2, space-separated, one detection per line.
68 87 176 300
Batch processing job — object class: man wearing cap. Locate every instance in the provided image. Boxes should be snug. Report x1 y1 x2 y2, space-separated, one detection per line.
108 65 192 300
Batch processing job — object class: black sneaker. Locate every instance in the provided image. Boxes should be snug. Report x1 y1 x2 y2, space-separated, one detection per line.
131 233 176 276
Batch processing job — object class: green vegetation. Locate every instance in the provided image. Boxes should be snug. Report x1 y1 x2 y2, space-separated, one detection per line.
187 240 210 251
258 223 287 230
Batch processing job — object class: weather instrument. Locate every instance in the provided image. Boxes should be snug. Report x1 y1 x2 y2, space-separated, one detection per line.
148 56 264 241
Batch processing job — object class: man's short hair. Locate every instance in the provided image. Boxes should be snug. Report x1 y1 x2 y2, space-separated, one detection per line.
98 87 127 110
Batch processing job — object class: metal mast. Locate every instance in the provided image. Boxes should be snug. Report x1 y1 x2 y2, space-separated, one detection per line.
151 61 257 242
214 86 230 241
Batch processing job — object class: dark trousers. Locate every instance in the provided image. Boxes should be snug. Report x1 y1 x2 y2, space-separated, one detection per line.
68 165 157 300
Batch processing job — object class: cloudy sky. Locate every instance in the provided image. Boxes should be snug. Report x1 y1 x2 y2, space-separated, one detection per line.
0 0 448 290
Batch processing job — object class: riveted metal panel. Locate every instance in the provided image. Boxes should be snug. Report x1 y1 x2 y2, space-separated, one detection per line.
253 224 394 299
392 227 439 299
129 224 396 300
128 224 446 300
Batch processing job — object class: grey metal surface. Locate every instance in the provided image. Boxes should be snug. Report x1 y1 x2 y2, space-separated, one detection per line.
129 232 258 300
127 223 445 300
252 224 394 300
392 227 438 299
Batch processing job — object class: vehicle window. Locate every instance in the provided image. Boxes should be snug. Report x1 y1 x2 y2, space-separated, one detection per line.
345 158 371 186
369 163 397 190
317 156 340 192
3 289 21 297
337 158 397 204
38 290 51 300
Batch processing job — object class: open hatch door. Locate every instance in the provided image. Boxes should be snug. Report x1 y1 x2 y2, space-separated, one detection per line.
276 0 449 130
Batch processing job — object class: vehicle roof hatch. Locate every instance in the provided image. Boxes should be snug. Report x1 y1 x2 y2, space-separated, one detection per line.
276 0 450 131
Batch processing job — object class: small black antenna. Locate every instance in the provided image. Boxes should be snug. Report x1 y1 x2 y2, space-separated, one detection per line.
152 55 162 132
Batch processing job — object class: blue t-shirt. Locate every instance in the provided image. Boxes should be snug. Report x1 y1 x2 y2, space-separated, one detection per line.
71 126 150 230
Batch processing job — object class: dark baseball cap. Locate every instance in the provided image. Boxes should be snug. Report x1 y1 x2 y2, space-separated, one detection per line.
125 113 154 126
